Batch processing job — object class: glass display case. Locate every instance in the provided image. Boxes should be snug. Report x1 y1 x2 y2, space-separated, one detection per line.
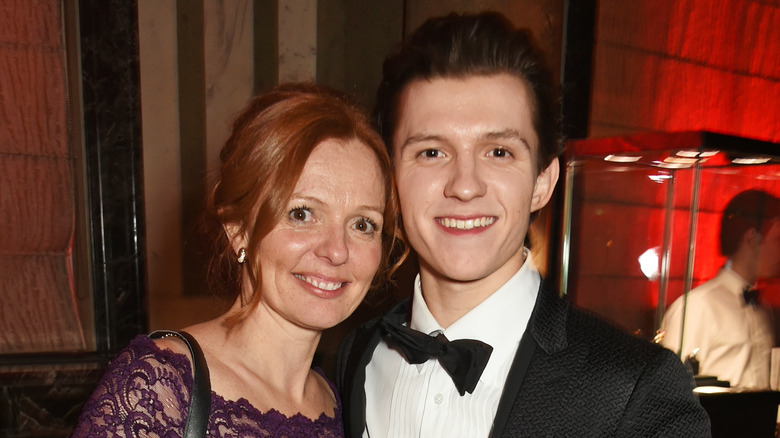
559 131 780 349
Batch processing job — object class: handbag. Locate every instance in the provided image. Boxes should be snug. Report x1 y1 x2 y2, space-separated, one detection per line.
149 330 211 438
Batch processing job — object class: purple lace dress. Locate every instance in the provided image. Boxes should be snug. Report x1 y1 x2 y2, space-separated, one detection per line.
72 335 344 437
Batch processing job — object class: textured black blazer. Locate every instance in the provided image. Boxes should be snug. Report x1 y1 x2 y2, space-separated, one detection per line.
337 283 712 437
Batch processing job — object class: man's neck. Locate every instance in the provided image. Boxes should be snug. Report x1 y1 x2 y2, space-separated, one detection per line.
728 256 757 285
417 259 524 328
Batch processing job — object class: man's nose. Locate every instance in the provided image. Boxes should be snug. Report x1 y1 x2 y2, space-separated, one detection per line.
443 155 487 201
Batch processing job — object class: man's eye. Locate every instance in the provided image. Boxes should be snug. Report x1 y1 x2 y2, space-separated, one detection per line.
420 149 442 158
488 148 511 158
289 207 312 222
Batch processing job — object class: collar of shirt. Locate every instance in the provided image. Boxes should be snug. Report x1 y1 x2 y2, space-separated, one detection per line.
408 250 541 376
718 265 752 300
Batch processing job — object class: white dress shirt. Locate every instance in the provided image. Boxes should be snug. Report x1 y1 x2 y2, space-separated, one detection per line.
364 253 541 438
661 266 774 388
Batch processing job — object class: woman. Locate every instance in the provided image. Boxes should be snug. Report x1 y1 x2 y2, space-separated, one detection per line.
73 83 403 437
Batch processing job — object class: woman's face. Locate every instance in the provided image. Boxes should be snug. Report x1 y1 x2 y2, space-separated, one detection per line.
255 138 385 331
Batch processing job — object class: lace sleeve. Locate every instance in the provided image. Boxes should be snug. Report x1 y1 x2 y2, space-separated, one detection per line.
71 335 194 437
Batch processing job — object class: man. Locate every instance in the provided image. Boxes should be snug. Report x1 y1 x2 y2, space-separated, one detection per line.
662 189 780 389
338 11 710 437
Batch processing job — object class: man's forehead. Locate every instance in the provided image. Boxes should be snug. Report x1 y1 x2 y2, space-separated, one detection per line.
392 75 539 154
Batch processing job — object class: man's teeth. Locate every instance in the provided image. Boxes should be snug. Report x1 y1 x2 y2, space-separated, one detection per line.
294 274 343 291
439 217 496 230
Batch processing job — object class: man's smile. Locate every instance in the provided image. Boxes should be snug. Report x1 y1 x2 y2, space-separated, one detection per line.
436 216 497 230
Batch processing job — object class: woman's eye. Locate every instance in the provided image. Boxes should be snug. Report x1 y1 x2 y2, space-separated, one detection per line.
289 207 312 223
354 217 379 235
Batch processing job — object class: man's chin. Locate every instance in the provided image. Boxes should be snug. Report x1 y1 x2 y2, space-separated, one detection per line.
426 265 499 286
420 254 524 286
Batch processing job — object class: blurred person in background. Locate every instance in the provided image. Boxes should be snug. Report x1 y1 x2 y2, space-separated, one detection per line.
662 189 780 389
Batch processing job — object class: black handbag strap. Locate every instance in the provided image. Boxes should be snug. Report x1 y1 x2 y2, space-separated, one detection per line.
149 330 211 438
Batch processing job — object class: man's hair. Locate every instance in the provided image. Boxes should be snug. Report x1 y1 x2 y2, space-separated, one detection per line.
720 189 780 256
374 11 563 173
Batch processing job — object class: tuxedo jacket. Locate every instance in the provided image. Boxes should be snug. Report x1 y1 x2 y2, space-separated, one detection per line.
337 283 711 437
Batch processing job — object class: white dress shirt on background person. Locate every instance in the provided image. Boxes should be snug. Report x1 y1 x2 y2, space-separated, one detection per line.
661 265 774 389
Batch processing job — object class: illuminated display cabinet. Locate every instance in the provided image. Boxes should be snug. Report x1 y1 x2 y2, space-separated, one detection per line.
559 131 780 347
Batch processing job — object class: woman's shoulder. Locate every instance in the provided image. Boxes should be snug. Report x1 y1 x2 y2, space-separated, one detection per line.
113 334 194 380
93 334 196 403
71 334 195 435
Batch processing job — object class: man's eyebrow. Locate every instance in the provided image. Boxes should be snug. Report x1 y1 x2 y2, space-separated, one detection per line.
399 129 531 150
482 129 530 149
399 133 445 150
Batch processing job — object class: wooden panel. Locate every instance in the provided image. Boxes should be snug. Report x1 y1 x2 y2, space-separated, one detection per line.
670 2 780 79
597 0 780 80
590 45 660 132
0 1 61 45
590 0 780 142
0 255 85 353
591 45 780 141
0 2 67 156
0 0 80 356
0 155 73 254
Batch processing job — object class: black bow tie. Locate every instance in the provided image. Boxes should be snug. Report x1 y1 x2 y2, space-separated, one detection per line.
743 287 760 306
380 316 493 396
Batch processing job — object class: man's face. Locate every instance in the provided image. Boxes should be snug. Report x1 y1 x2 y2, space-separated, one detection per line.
758 220 780 278
392 74 558 291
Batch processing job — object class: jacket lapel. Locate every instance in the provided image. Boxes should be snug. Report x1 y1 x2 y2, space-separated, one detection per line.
490 326 537 437
342 298 411 438
490 281 570 437
528 282 570 355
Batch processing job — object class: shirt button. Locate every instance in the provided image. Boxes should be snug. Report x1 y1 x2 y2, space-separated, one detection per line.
434 394 444 404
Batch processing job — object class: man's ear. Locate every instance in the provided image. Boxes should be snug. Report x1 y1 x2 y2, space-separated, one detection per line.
223 222 247 256
531 157 560 212
744 227 762 248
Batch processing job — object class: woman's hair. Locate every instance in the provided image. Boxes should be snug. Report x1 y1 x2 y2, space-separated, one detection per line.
205 83 405 326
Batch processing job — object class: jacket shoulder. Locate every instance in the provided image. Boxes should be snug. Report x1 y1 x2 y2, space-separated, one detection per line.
511 290 709 437
566 303 667 360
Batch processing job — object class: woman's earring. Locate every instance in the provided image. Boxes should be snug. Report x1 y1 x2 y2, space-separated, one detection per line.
237 248 246 264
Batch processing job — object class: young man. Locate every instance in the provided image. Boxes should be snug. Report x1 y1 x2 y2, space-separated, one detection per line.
338 12 710 437
662 189 780 389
